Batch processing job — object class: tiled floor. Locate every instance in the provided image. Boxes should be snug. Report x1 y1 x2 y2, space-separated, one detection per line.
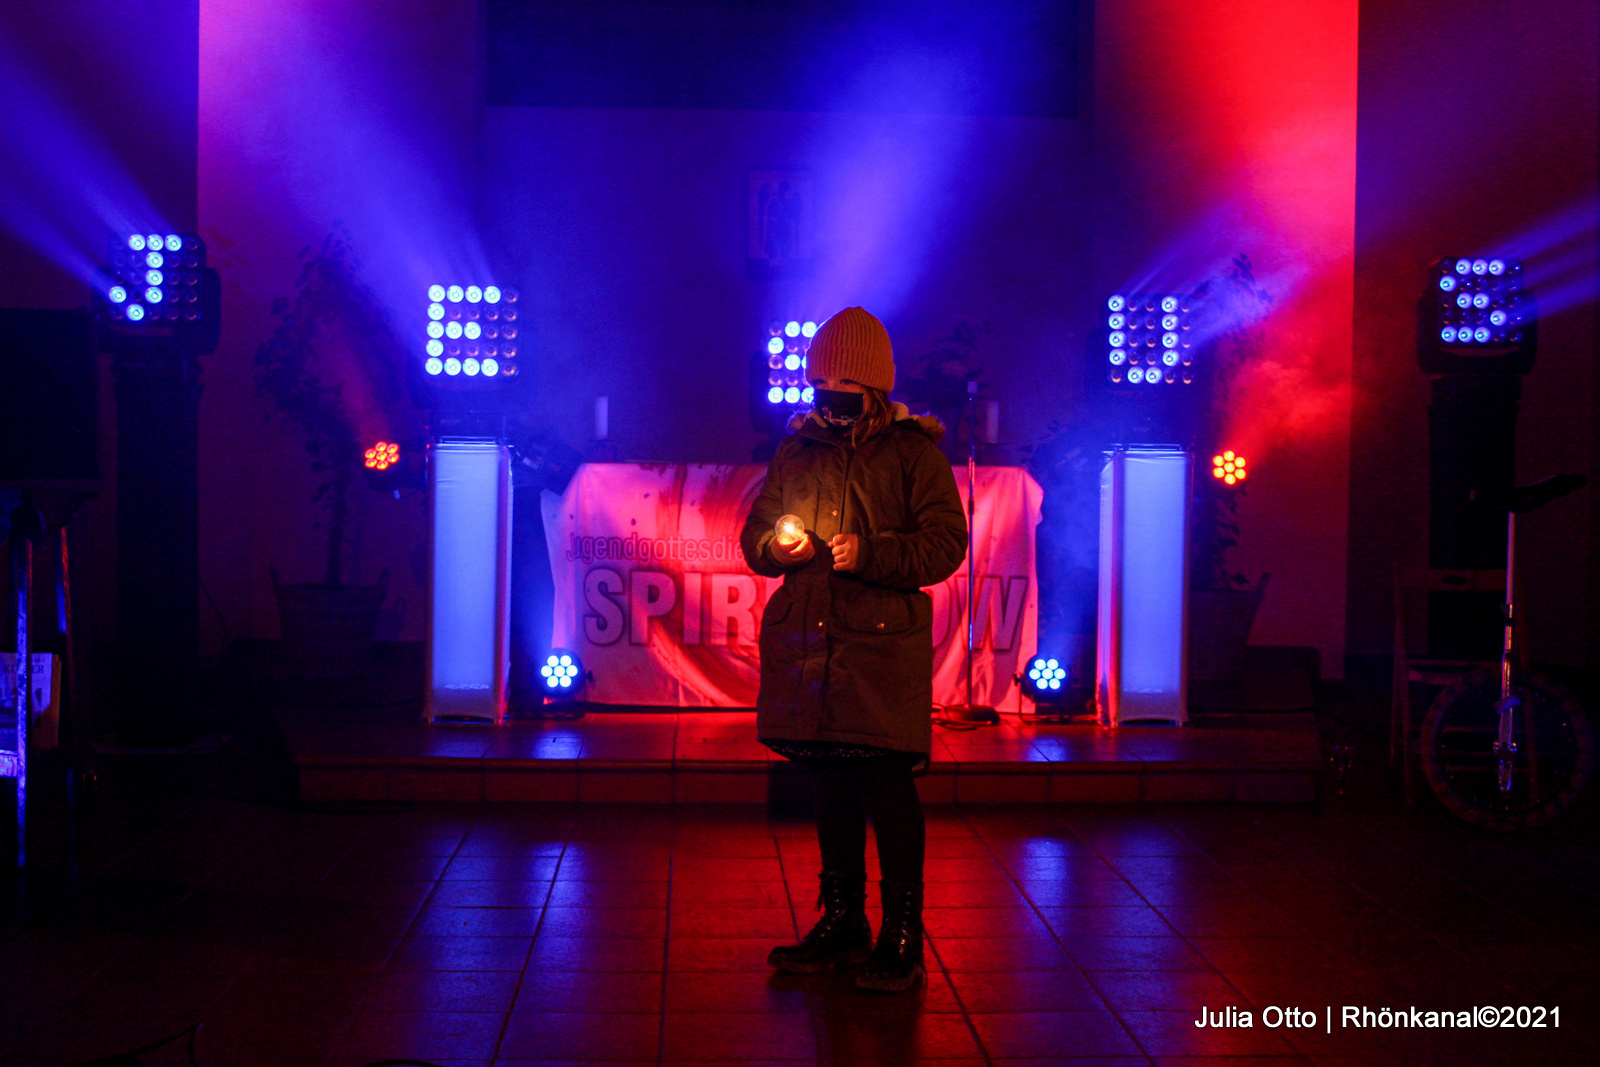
3 789 1599 1066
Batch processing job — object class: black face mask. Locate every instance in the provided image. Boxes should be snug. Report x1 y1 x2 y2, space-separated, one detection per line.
813 388 865 424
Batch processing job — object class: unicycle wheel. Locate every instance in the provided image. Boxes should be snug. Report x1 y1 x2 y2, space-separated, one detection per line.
1420 666 1594 830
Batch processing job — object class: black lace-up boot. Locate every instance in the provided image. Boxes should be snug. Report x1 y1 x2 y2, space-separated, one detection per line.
855 878 924 991
767 870 872 973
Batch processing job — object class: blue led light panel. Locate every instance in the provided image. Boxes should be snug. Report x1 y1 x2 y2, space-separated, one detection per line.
763 319 819 406
1103 293 1199 388
424 283 519 381
102 233 207 326
1433 257 1529 348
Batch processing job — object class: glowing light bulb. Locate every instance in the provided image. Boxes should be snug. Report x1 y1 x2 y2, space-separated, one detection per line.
1162 314 1178 330
1439 275 1457 292
108 285 127 303
444 357 461 376
1162 332 1179 348
1108 313 1126 329
767 336 784 355
463 357 481 376
465 322 482 339
1162 349 1179 366
774 514 806 546
1488 259 1505 275
425 357 443 375
465 285 482 303
484 286 501 303
1455 259 1472 275
784 386 800 403
1109 331 1126 348
428 284 446 302
1108 294 1127 312
445 285 463 302
1109 349 1127 366
1440 327 1457 343
146 234 162 251
145 287 163 303
801 387 814 403
145 251 164 269
428 303 445 320
1473 326 1490 342
128 235 146 251
445 321 462 339
767 386 784 403
801 321 817 337
1128 367 1145 384
481 358 499 377
427 321 444 339
1472 292 1490 309
1489 309 1507 326
1471 258 1488 275
126 303 146 321
785 321 800 337
426 339 444 357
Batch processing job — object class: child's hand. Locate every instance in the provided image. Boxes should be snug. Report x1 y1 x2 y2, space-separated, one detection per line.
770 532 815 566
829 534 860 572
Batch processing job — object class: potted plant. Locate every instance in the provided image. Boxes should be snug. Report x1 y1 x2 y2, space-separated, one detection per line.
1187 254 1272 682
254 226 405 679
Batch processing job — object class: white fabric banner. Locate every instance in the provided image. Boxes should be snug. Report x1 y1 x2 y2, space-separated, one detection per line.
543 462 1041 709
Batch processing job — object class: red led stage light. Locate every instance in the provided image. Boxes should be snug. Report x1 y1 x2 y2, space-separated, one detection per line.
364 440 400 471
1211 450 1247 485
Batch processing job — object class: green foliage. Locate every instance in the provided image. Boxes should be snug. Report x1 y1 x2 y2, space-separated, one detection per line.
253 226 404 585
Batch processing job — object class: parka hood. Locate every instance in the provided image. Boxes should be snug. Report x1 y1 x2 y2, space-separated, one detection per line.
787 401 945 443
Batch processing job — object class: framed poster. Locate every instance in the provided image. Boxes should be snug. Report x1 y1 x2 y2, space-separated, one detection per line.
747 170 814 279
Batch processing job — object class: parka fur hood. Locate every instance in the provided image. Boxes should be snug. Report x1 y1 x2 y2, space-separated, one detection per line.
786 401 946 443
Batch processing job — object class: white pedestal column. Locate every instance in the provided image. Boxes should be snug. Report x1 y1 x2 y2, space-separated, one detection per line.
427 439 512 723
1097 447 1191 726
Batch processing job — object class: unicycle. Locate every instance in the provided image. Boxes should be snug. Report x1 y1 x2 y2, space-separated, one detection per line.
1420 474 1594 829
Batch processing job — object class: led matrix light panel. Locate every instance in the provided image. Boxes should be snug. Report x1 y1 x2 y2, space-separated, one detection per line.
1434 257 1528 347
1418 256 1537 377
1103 293 1200 388
424 284 519 381
101 233 207 325
763 319 820 406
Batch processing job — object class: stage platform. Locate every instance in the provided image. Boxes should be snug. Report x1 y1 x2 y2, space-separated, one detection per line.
288 709 1323 806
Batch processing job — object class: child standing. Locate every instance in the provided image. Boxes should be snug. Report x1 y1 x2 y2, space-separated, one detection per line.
741 307 966 991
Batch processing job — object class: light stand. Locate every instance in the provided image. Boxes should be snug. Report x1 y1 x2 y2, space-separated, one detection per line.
943 381 999 725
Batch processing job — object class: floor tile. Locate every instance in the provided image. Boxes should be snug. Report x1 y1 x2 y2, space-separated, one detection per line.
969 1010 1144 1058
500 1010 662 1060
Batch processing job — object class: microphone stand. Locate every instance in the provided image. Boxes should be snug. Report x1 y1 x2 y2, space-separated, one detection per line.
943 381 999 725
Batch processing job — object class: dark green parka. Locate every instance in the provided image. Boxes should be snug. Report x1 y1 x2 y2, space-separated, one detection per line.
741 405 968 755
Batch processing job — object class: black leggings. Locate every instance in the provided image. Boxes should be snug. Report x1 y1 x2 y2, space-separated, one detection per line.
812 755 925 884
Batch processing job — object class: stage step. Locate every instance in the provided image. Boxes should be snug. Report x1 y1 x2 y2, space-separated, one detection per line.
291 712 1322 805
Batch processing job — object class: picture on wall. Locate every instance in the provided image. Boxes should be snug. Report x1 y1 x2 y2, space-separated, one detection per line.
747 169 814 278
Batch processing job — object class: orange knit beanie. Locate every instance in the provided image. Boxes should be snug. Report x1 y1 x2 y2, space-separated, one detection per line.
806 307 895 393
